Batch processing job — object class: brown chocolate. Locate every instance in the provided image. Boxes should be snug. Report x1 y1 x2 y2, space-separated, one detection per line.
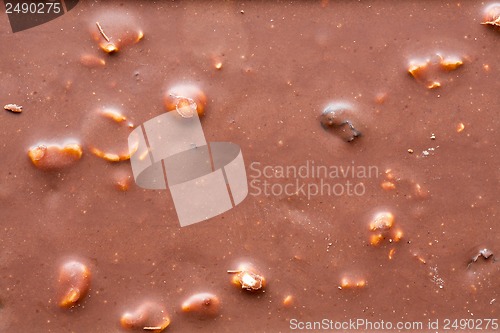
0 1 498 332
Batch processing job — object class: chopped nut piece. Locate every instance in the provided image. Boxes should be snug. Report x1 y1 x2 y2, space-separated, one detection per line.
381 181 396 190
100 42 119 53
408 61 428 79
393 230 403 242
58 261 91 308
407 149 414 154
102 108 127 123
228 268 266 291
340 278 366 289
370 233 384 246
90 147 128 162
136 30 144 42
4 104 22 113
456 122 465 132
388 248 396 260
283 295 294 307
438 56 463 71
427 81 441 89
28 143 82 170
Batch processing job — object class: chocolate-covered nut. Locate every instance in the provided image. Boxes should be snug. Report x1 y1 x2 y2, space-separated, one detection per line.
181 292 221 317
369 212 394 231
482 3 500 27
120 302 170 332
58 261 91 308
339 277 366 289
320 103 361 142
164 84 207 117
28 143 82 171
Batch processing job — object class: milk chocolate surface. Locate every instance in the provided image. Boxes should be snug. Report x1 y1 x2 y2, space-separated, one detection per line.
0 1 498 332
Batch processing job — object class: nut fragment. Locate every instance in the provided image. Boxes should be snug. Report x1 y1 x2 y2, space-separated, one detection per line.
181 292 221 317
100 43 119 53
102 108 128 123
120 302 170 332
408 61 428 79
28 143 82 170
283 295 294 307
427 81 441 89
339 277 366 289
370 233 384 246
4 104 22 113
58 261 91 308
228 266 266 291
381 181 396 191
393 230 403 242
438 55 463 71
115 176 131 191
